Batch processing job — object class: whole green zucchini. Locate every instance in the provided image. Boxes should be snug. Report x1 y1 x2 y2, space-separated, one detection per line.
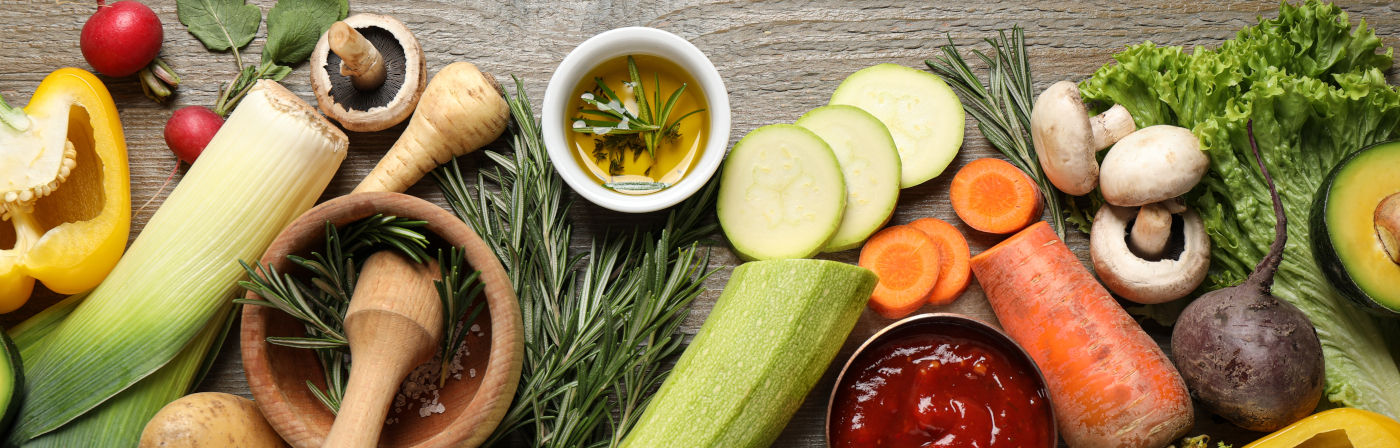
620 259 877 448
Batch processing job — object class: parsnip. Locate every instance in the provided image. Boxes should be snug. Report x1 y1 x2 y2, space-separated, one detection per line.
353 62 510 193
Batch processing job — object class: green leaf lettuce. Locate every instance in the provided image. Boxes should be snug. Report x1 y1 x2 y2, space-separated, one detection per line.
1080 0 1400 418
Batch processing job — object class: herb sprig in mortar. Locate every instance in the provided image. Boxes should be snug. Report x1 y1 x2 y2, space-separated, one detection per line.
237 214 484 412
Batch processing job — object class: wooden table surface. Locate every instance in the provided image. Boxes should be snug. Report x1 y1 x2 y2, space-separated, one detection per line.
5 0 1400 446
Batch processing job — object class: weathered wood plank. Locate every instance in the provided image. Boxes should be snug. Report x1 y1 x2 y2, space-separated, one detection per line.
3 0 1397 445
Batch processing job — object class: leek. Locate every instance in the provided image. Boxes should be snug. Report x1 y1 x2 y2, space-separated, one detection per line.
20 306 232 447
7 292 85 364
5 80 347 445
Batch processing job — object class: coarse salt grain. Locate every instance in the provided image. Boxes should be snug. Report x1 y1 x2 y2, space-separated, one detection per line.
384 327 482 422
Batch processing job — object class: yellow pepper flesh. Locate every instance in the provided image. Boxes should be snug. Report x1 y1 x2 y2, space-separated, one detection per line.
1244 408 1400 448
0 68 130 312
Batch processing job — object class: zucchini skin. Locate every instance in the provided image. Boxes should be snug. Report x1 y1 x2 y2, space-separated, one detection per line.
619 259 877 448
1309 141 1400 317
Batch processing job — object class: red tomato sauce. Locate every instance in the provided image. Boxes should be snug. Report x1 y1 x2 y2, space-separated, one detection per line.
829 325 1053 447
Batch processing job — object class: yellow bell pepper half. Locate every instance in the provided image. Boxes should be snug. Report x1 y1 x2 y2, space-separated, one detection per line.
1244 408 1400 448
0 68 130 313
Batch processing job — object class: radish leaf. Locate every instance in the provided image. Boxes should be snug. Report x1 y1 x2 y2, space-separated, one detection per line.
176 0 261 53
262 0 348 66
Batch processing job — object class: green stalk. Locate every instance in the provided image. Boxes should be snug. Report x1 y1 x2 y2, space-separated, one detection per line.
21 305 233 448
0 93 30 132
8 293 87 364
5 82 346 444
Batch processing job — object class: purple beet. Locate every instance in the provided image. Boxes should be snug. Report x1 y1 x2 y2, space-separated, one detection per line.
1170 121 1325 432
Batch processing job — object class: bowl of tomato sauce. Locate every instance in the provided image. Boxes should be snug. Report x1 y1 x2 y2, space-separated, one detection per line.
827 313 1056 447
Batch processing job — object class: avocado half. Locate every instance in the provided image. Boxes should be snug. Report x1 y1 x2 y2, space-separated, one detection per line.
1311 140 1400 317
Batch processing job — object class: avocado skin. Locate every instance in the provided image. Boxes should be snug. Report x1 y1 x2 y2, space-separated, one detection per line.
1310 141 1400 317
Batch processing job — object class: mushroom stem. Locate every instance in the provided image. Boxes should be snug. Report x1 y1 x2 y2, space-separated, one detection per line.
329 21 387 91
1130 202 1172 259
1160 196 1187 214
1377 192 1400 264
1089 104 1135 150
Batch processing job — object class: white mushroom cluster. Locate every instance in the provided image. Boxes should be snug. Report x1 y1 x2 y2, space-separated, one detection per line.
1031 82 1212 304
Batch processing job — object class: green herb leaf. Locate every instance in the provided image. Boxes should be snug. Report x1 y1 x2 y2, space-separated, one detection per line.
262 0 348 66
433 248 485 387
177 0 261 52
262 64 294 81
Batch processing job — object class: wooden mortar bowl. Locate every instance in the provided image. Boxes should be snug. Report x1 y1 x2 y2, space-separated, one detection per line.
242 192 523 448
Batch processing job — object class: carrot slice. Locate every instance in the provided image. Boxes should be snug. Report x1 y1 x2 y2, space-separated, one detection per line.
858 225 941 319
970 222 1193 448
950 158 1044 234
906 217 971 306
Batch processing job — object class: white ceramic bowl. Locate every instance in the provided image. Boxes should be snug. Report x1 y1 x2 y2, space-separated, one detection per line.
543 27 731 213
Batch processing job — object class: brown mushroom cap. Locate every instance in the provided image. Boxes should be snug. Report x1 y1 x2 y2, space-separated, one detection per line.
1099 125 1209 207
311 14 425 133
1091 204 1211 304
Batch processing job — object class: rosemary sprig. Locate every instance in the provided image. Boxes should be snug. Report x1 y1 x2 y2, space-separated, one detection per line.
572 56 705 160
433 247 486 387
926 27 1071 239
237 259 349 349
237 214 475 414
433 76 718 448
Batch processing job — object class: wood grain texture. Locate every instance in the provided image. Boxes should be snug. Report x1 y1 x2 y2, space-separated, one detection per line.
4 0 1399 446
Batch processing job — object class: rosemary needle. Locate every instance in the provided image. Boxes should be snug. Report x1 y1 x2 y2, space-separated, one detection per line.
433 76 718 448
926 26 1073 239
238 215 479 413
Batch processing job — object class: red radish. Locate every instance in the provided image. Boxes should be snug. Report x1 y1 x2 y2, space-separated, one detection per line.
164 106 223 164
138 106 222 214
80 0 163 78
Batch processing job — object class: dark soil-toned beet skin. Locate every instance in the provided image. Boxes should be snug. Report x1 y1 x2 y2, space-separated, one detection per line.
1170 121 1325 433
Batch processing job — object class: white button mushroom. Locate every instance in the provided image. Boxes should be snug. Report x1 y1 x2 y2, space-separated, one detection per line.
1099 125 1210 207
1130 201 1173 259
1091 204 1211 304
1030 81 1136 196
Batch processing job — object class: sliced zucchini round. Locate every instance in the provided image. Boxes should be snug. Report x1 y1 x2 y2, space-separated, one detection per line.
795 105 901 252
830 63 964 189
718 125 845 261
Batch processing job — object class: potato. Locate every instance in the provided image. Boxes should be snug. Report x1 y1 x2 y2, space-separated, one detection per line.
140 392 289 448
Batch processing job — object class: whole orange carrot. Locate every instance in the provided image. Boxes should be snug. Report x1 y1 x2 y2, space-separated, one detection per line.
971 221 1192 448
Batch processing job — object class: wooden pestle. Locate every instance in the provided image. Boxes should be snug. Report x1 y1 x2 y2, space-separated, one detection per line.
329 21 387 91
322 251 442 448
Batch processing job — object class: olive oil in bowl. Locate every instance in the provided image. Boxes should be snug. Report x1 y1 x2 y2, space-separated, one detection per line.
566 55 709 194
